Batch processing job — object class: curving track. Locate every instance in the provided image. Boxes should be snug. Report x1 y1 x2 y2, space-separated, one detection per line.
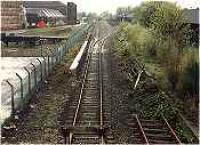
59 21 186 144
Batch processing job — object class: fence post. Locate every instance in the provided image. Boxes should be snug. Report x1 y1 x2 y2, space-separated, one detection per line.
52 56 54 70
55 46 58 63
39 38 43 56
16 73 24 110
36 58 43 82
42 56 46 78
49 49 55 69
48 55 50 73
30 62 37 88
61 47 63 58
6 80 15 116
24 66 31 95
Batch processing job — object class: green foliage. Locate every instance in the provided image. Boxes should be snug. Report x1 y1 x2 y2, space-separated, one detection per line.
66 43 81 64
176 119 197 143
114 23 155 61
132 1 190 48
141 93 178 120
143 33 158 57
114 1 198 97
113 22 131 60
132 1 161 27
152 2 189 49
156 71 170 90
24 27 72 36
176 48 199 96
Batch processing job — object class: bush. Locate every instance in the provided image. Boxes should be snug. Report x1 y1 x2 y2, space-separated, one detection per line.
143 32 158 57
129 24 163 60
66 43 81 64
156 71 170 90
176 48 199 96
113 22 130 60
176 118 198 143
141 92 178 120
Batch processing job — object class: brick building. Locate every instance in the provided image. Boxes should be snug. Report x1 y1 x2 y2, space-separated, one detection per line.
0 0 25 31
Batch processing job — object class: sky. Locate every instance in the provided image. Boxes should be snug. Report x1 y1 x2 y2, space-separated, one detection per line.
60 0 200 14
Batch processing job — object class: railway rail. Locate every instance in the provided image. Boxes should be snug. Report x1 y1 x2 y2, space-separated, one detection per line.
123 58 199 144
60 36 114 144
128 114 182 144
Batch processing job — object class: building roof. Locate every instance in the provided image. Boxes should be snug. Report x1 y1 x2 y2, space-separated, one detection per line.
183 8 199 24
26 8 65 18
24 1 67 8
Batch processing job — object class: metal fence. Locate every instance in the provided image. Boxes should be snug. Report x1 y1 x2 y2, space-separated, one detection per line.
1 24 90 123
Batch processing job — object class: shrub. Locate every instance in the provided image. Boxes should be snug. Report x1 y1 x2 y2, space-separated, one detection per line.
176 48 199 96
176 118 198 143
114 22 132 61
142 92 178 120
127 24 155 59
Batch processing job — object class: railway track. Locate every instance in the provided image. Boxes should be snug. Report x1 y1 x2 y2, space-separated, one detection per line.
128 114 182 144
121 59 184 144
59 36 114 144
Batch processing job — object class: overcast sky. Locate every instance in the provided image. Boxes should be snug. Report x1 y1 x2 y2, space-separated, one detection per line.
61 0 199 14
31 0 199 14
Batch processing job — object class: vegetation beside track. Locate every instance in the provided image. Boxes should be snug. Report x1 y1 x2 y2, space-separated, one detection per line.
113 1 198 143
176 118 198 143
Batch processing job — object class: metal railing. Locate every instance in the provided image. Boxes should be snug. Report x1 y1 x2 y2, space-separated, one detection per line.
1 24 91 123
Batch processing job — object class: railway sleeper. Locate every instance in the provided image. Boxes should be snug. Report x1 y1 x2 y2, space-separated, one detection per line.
84 87 98 90
85 82 98 87
145 132 174 139
82 98 99 103
148 138 177 144
143 128 169 134
78 115 98 120
140 122 164 128
82 96 99 99
128 137 144 144
80 104 100 107
81 102 99 106
84 91 99 96
79 110 99 114
72 135 100 144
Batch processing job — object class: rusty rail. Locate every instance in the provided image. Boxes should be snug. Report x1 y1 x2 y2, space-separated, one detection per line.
99 40 105 144
162 116 182 144
135 115 150 144
69 49 91 144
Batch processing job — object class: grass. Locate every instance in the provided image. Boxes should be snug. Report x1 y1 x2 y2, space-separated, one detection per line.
1 40 66 57
1 45 81 144
23 26 72 36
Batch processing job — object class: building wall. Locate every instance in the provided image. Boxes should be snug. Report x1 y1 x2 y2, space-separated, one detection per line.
1 1 25 31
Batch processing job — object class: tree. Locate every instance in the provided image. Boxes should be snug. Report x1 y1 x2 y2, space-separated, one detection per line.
132 1 162 27
133 1 190 90
133 1 189 49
